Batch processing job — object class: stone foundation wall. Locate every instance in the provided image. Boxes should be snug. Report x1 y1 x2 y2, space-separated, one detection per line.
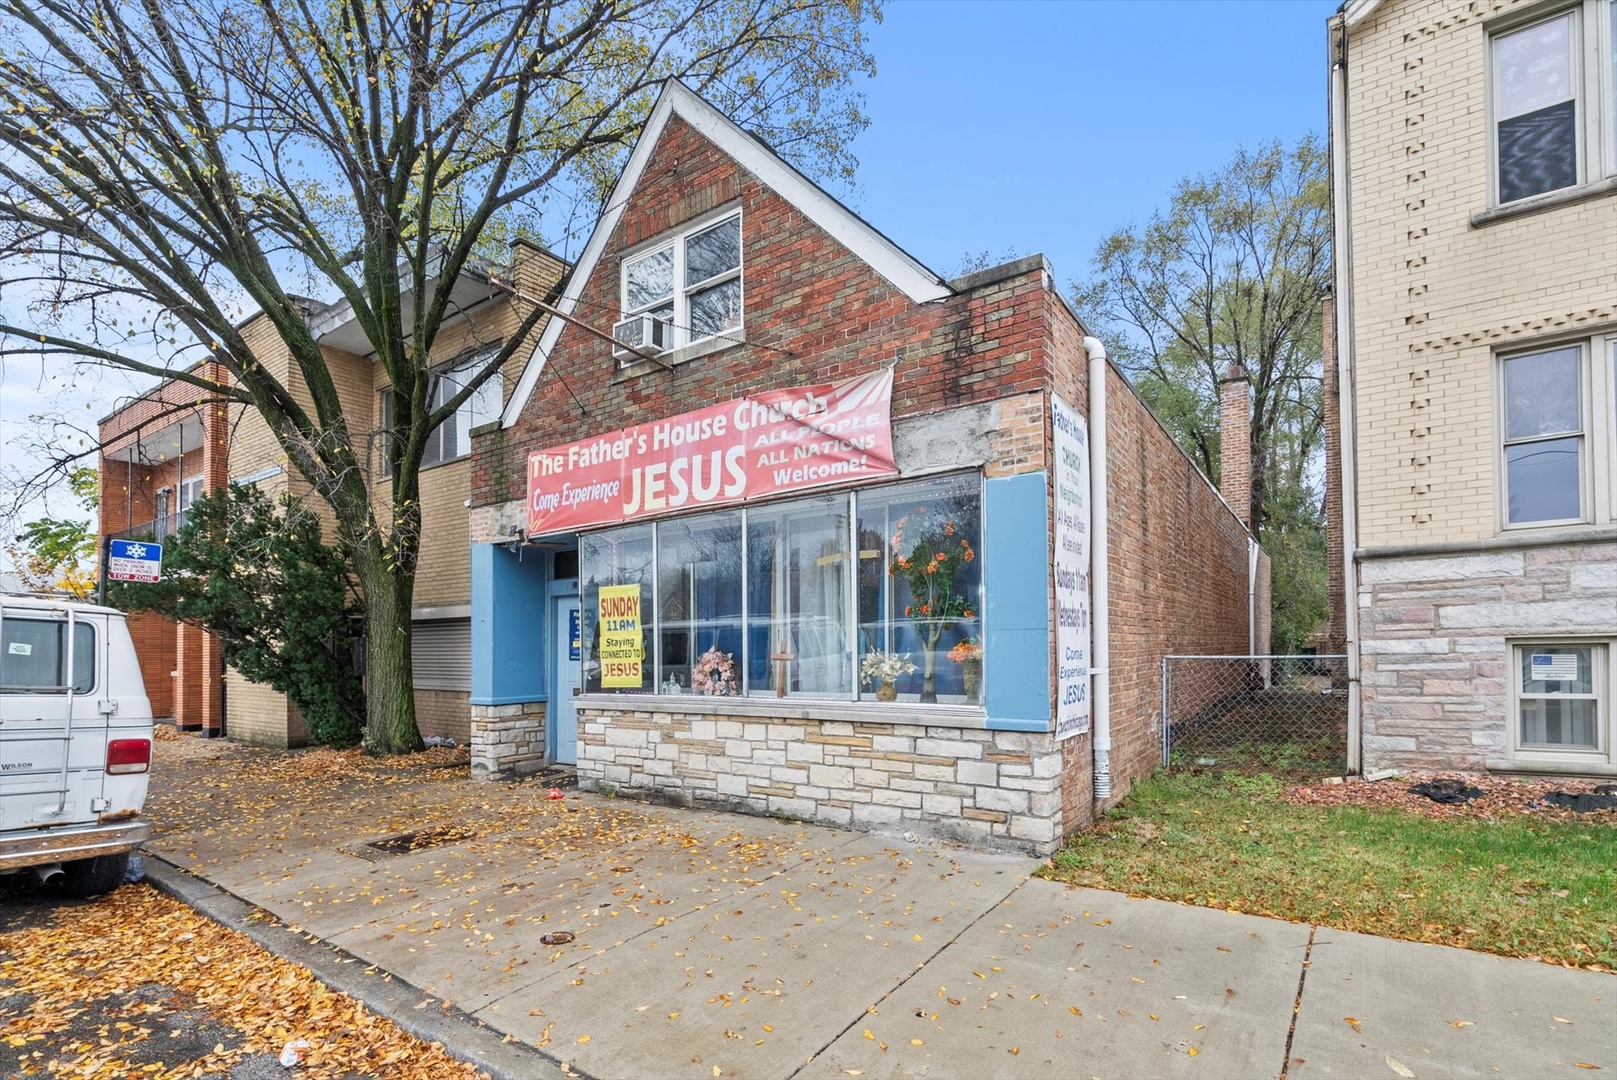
576 704 1063 854
1359 541 1617 773
470 701 547 780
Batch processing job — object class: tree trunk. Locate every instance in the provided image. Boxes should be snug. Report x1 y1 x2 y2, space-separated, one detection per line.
354 545 422 755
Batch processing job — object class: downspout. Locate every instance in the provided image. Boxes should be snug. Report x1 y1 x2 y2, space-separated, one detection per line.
1083 336 1112 801
1248 538 1259 658
1330 13 1364 774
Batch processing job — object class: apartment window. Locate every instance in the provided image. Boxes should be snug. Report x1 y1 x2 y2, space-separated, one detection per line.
380 348 503 475
1514 643 1608 760
1491 1 1617 205
616 211 742 362
1501 344 1586 525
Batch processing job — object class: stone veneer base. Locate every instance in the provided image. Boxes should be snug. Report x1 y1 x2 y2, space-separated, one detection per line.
470 701 548 781
575 704 1064 855
1359 541 1617 777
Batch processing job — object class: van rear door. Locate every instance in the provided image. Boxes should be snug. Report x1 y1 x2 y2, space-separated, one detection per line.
0 606 104 833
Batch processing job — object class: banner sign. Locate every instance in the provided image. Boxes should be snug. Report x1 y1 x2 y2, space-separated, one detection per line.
598 585 644 688
107 539 163 583
527 369 897 536
1052 394 1092 740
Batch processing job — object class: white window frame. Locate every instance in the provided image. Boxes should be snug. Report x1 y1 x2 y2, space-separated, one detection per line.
1510 640 1613 764
1496 334 1617 531
1487 0 1617 207
618 207 743 363
379 347 504 477
177 474 204 513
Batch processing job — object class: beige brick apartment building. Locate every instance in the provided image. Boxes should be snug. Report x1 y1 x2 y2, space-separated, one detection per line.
99 245 566 746
1333 0 1617 776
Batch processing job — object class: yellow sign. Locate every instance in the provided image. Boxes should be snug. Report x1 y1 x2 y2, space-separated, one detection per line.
598 584 644 688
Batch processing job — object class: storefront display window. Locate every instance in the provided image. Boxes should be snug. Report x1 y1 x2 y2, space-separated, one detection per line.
579 473 983 704
580 524 652 694
656 511 743 693
857 473 982 703
747 494 852 697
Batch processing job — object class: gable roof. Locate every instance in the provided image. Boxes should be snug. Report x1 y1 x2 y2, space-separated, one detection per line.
501 80 952 427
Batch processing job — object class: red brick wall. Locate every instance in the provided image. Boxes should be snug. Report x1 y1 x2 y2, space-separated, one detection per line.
1098 366 1255 810
474 116 1052 504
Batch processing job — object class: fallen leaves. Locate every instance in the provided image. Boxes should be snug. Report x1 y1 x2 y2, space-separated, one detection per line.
1284 772 1617 824
0 885 476 1079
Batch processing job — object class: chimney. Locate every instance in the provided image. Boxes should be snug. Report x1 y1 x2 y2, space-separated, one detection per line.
1321 296 1347 653
1218 363 1252 530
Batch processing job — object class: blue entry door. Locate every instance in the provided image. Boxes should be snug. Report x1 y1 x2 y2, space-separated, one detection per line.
552 598 580 764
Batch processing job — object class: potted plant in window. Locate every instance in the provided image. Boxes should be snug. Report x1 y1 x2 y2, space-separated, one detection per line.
890 507 976 702
948 637 984 703
860 650 917 701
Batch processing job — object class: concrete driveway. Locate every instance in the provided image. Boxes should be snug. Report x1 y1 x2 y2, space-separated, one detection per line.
145 737 1614 1079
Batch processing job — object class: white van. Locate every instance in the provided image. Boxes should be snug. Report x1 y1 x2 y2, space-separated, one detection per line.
0 596 153 897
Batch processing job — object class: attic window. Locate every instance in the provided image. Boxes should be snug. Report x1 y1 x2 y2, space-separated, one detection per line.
616 210 742 364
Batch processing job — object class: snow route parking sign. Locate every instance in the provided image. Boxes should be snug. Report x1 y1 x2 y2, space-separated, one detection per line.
107 539 163 583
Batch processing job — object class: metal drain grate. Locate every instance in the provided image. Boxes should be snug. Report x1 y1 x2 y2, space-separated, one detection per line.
344 824 476 861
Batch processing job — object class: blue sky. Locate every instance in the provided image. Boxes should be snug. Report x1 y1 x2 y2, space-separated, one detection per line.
849 0 1338 287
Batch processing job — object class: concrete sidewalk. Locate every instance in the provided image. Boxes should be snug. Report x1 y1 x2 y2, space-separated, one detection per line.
144 740 1613 1079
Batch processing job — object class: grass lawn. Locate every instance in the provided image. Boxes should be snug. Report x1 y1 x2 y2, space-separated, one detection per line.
1040 771 1617 969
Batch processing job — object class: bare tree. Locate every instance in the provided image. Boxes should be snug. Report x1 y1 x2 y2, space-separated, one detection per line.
1072 138 1331 535
0 0 880 752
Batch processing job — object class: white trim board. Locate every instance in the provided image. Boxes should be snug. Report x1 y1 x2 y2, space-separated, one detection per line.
501 80 951 428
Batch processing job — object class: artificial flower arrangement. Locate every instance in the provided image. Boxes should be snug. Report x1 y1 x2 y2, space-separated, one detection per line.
947 638 983 664
691 644 739 696
890 504 978 701
860 649 918 686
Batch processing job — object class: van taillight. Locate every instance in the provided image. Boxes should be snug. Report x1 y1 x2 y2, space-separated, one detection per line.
106 738 151 775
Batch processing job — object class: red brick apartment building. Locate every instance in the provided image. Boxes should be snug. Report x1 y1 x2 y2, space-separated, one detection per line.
464 81 1270 853
98 363 230 732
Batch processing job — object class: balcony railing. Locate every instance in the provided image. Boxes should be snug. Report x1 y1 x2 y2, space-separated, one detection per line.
107 509 189 544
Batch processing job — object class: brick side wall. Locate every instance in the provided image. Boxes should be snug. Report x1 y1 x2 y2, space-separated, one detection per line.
224 669 298 747
1101 364 1256 808
414 688 471 746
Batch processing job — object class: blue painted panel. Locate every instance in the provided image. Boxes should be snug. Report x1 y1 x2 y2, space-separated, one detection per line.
470 543 548 705
984 473 1051 727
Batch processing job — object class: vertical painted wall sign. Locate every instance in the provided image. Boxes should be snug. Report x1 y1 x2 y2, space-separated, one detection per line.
1052 394 1092 740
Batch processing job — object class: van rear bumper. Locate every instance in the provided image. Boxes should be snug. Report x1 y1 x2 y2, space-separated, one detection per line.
0 821 152 872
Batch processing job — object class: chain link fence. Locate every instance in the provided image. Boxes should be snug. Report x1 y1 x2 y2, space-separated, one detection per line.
1161 654 1350 777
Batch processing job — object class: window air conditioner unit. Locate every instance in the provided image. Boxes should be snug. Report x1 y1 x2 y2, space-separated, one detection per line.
612 313 671 361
